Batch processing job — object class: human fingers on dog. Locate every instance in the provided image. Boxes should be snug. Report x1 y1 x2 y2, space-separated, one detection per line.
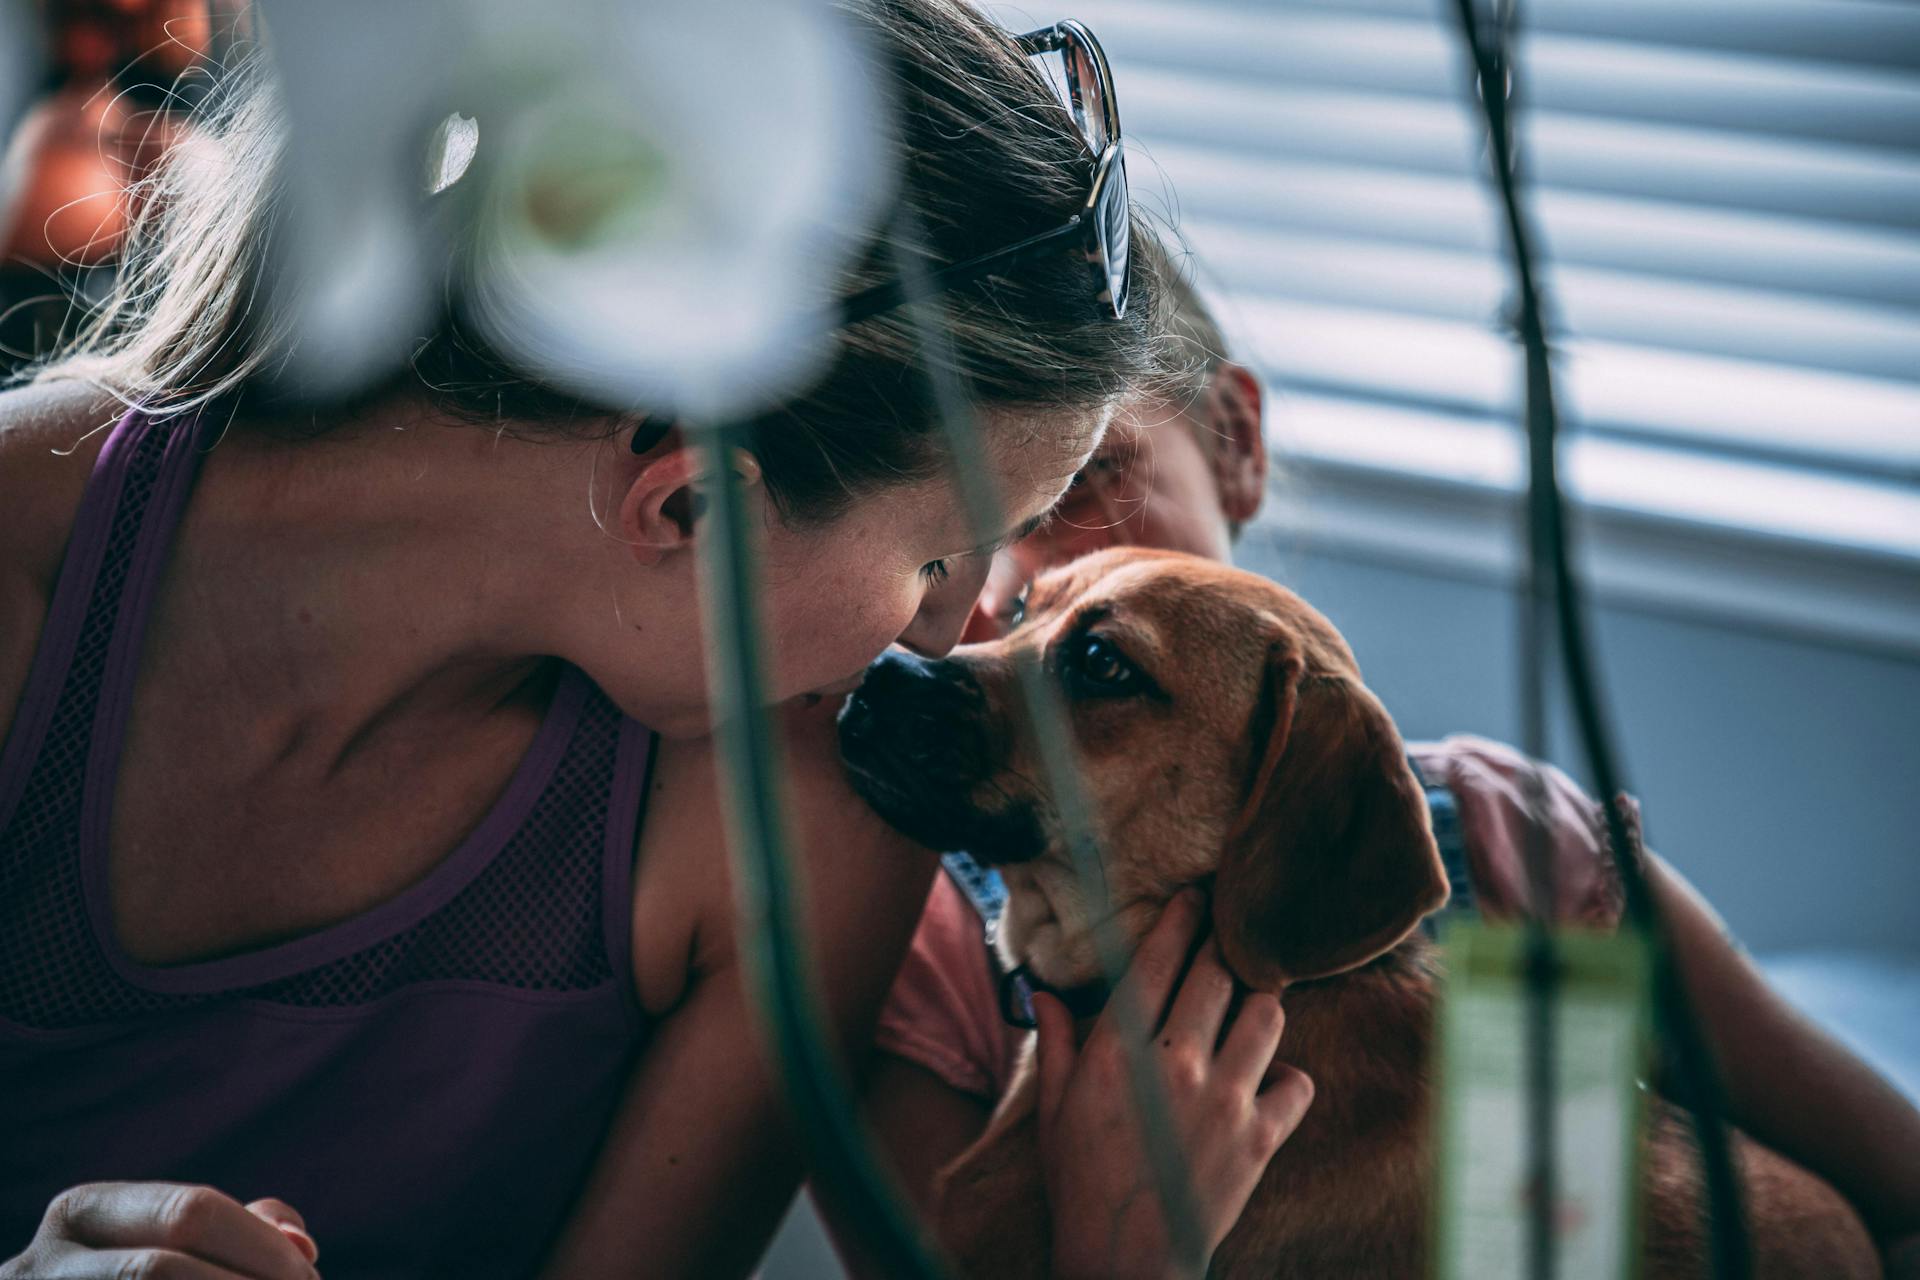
1107 886 1207 1034
1158 934 1236 1055
1216 992 1286 1088
1034 989 1078 1127
1254 1063 1317 1150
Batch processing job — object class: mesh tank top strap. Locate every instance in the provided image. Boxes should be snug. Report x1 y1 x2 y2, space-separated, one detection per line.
598 710 655 1029
0 409 176 833
0 409 205 1029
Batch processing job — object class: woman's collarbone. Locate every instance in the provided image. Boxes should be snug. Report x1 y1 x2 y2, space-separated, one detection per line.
105 694 549 968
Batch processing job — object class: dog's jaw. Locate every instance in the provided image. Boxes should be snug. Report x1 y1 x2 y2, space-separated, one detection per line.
998 861 1171 993
997 863 1077 987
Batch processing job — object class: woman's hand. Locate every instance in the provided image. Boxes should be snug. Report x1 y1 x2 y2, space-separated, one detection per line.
2 1183 320 1279
1033 888 1315 1280
1416 735 1625 928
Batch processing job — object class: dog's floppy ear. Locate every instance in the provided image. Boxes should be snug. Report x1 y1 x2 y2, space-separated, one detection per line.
1213 642 1449 987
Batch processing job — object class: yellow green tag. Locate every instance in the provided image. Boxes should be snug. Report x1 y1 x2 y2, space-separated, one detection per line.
1433 920 1653 1280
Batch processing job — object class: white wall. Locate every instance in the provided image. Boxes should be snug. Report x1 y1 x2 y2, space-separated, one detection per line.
1240 534 1920 956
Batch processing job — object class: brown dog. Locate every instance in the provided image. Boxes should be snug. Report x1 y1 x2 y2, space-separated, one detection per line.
837 547 1879 1278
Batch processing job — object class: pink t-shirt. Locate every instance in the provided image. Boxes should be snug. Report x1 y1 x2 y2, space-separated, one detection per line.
873 735 1630 1102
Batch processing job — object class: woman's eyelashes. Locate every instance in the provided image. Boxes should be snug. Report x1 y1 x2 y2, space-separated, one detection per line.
920 544 992 588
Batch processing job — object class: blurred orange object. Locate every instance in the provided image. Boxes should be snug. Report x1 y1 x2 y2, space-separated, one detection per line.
0 83 177 268
0 0 218 270
137 0 215 78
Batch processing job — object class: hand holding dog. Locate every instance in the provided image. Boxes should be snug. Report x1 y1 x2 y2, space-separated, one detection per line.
1034 888 1315 1280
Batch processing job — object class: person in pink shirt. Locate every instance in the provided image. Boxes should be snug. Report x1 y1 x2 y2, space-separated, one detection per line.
825 268 1920 1278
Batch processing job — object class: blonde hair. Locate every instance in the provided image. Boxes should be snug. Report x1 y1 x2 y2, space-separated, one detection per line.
1158 263 1229 391
37 55 290 417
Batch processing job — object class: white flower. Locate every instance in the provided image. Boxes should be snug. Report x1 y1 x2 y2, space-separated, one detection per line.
258 0 890 418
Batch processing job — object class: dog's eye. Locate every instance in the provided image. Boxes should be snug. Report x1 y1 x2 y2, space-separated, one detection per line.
1066 633 1141 695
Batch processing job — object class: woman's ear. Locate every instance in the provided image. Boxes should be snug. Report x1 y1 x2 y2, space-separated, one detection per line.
616 428 762 566
1206 362 1267 527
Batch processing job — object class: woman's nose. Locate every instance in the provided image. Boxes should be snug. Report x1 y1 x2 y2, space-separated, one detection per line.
960 552 1029 645
898 555 994 657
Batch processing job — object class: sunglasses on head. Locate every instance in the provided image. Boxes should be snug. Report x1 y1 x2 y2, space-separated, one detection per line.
838 19 1130 328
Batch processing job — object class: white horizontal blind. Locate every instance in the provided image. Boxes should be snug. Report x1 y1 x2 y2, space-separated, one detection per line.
993 0 1920 568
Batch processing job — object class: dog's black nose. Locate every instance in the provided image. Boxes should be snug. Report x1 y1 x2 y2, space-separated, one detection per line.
838 649 990 783
837 650 1045 863
844 651 977 728
862 648 961 698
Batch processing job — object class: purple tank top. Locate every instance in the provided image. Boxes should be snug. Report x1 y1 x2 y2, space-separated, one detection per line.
0 409 656 1277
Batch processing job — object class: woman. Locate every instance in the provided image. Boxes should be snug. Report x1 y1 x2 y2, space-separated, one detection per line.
837 268 1920 1275
0 5 1304 1278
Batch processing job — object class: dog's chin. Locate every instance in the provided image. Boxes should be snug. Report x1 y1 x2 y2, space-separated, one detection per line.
1011 925 1103 993
1003 873 1183 993
1000 864 1104 991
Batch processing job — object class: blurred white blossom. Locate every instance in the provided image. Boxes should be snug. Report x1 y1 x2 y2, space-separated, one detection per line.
258 0 891 417
0 0 44 197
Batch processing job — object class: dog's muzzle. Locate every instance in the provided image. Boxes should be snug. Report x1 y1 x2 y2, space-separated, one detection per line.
839 650 988 770
837 651 1046 861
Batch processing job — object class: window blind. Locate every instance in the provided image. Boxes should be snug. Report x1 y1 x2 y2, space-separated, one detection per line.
1000 0 1920 571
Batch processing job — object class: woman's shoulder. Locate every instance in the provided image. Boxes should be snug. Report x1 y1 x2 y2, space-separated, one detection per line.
0 380 124 581
0 380 126 741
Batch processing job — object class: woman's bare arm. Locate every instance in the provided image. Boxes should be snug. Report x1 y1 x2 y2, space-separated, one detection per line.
816 1056 993 1279
1430 735 1920 1251
1651 856 1920 1252
540 955 823 1278
538 703 938 1279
